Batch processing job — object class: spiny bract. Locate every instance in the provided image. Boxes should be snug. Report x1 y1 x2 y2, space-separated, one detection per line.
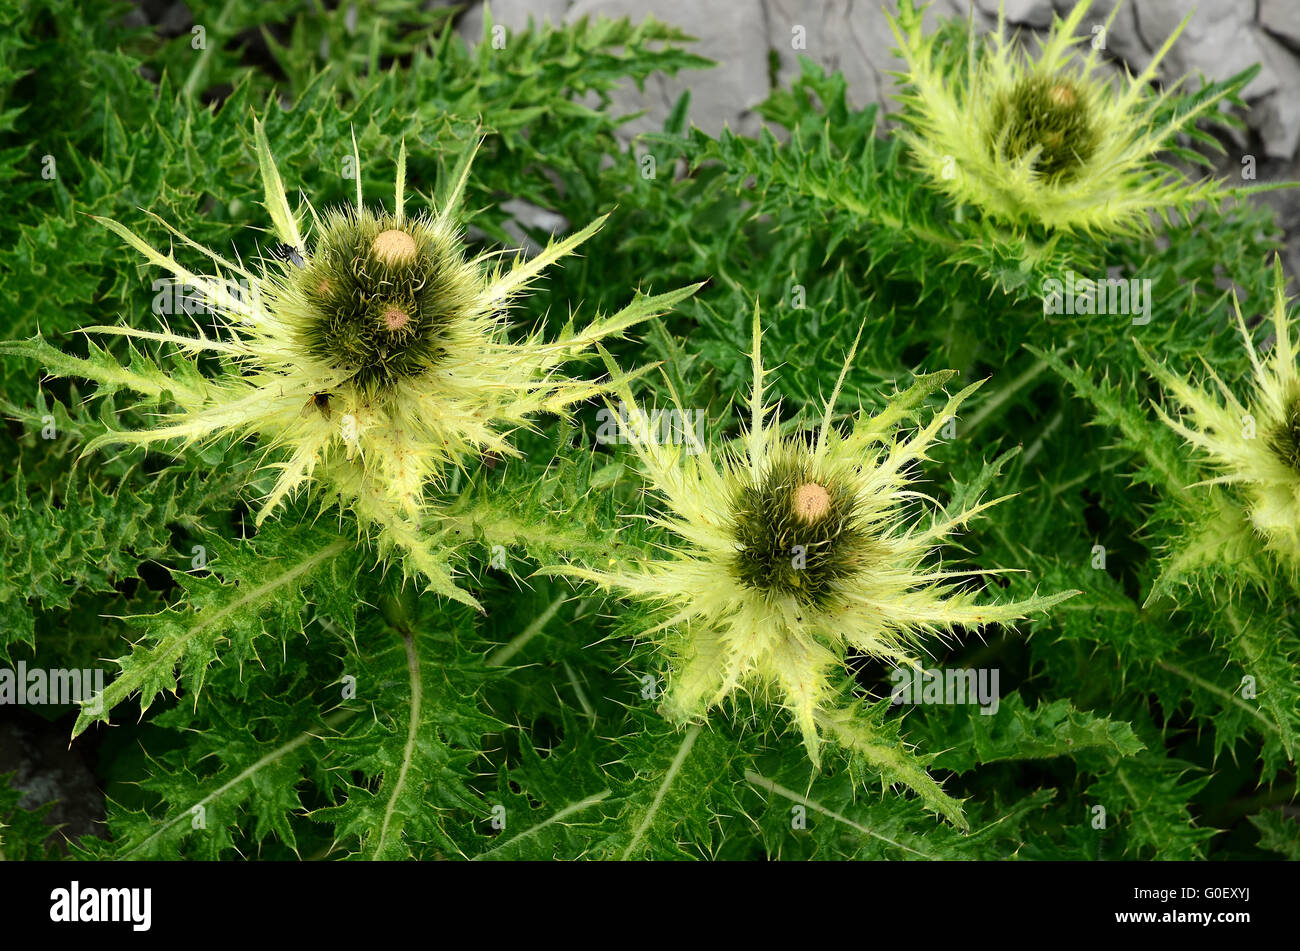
887 0 1242 234
555 310 1075 767
53 120 696 607
1139 257 1300 571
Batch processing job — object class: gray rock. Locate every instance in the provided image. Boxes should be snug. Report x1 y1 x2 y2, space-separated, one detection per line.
1057 0 1153 75
458 0 571 42
1260 0 1300 50
1119 1 1300 157
765 0 898 114
764 0 995 118
499 198 571 256
156 2 193 37
1250 31 1300 159
0 712 105 851
451 0 1300 163
978 0 1054 29
565 0 771 138
1134 0 1278 99
441 0 1300 291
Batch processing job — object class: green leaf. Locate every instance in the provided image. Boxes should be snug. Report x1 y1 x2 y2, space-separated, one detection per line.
73 522 354 736
921 693 1145 774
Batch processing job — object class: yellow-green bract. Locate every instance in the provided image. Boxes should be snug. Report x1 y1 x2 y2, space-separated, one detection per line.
1140 258 1300 573
888 0 1242 234
548 307 1075 801
67 119 699 608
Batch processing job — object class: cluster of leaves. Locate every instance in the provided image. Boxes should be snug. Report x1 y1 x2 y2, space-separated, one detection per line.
0 0 1297 860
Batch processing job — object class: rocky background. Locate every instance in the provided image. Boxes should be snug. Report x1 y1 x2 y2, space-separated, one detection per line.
462 0 1300 273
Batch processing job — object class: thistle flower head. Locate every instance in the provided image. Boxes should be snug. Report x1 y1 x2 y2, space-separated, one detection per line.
887 0 1240 234
286 206 480 395
558 311 1072 765
60 121 695 605
1139 258 1300 567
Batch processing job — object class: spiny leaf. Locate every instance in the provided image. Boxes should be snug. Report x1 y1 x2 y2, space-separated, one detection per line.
73 522 355 736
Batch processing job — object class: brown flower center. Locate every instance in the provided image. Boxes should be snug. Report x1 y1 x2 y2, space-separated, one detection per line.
371 229 417 267
1048 83 1076 107
381 306 411 332
793 482 831 522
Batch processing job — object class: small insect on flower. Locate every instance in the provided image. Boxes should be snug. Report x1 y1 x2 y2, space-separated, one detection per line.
887 0 1247 234
1138 258 1300 570
269 242 305 268
551 308 1075 770
302 392 333 421
32 119 697 607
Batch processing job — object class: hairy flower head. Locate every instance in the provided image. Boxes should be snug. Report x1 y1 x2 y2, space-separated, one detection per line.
556 312 1073 766
887 0 1243 234
1139 258 1300 568
32 121 697 605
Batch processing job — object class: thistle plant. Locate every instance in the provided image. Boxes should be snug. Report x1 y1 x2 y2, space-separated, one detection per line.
1138 258 1300 572
19 121 694 607
887 0 1247 234
3 1 1297 864
554 312 1074 783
